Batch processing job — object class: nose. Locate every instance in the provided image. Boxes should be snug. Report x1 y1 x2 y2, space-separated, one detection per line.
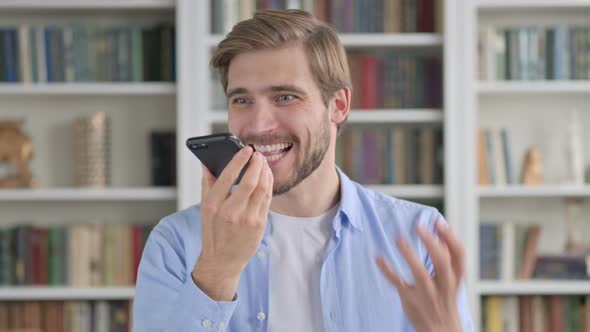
247 102 279 135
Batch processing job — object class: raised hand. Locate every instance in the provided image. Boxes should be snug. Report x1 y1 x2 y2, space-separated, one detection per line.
376 220 465 332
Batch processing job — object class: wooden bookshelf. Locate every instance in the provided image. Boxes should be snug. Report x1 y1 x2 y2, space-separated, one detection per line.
0 83 176 96
478 281 590 295
478 82 590 95
0 0 175 10
209 109 444 124
478 185 590 198
0 187 177 202
207 33 444 48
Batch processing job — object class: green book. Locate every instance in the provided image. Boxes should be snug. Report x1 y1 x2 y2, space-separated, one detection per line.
48 227 65 285
0 227 13 285
131 26 143 82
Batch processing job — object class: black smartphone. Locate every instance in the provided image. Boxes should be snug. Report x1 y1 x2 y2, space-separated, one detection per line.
186 133 249 182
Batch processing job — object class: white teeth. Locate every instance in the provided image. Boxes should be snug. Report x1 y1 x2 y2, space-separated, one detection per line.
254 143 292 153
265 152 286 162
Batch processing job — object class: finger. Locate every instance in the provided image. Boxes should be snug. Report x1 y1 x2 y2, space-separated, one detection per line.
375 255 408 294
201 163 216 199
435 221 466 281
244 163 272 226
256 165 273 219
224 151 265 209
208 146 253 206
416 225 453 290
396 237 435 294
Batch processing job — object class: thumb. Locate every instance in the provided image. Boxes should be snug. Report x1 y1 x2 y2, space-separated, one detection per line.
201 163 216 198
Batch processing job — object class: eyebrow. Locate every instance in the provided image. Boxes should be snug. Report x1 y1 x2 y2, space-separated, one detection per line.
226 85 307 99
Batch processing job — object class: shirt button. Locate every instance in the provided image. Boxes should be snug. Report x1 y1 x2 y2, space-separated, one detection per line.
257 312 266 321
330 311 336 321
257 251 266 259
217 321 226 330
201 319 212 328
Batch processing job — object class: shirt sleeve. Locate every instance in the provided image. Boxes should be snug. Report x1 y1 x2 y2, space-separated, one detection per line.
132 221 239 331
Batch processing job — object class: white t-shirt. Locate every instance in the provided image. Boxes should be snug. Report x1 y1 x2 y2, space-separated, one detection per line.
267 205 339 332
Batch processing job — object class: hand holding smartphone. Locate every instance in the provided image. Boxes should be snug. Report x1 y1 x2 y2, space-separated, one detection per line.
187 133 274 302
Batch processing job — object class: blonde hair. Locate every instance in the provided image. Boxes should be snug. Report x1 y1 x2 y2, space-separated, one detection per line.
211 9 351 132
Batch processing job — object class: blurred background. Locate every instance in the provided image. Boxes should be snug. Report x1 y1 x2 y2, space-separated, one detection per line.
0 0 589 331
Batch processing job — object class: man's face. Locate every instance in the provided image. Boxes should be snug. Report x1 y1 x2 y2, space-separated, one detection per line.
226 43 332 195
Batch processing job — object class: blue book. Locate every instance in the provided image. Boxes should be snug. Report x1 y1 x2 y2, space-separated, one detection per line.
501 128 515 185
3 28 17 82
385 128 394 184
29 26 39 83
44 27 53 82
484 128 496 185
554 26 569 80
480 223 501 280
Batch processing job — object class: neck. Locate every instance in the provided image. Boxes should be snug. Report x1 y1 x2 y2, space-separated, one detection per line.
270 158 341 218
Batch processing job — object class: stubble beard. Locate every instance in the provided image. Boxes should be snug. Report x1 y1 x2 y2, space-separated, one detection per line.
273 112 331 196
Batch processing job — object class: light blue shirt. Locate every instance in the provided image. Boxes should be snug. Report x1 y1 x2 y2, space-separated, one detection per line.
133 169 473 331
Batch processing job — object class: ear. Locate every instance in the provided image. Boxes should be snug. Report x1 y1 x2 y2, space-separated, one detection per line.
329 87 351 126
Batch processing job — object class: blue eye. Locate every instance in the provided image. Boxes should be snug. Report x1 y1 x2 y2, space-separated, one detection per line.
277 95 295 102
233 97 249 104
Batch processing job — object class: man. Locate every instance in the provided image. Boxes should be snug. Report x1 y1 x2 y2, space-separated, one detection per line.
134 10 472 332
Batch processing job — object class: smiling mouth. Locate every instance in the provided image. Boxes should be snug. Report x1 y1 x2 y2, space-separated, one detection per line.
252 142 294 162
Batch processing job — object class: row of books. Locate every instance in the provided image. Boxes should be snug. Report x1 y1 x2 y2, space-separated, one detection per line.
210 52 443 109
313 0 437 33
477 127 515 186
211 0 294 34
480 222 590 281
0 300 131 332
211 0 438 34
0 223 153 286
479 26 590 81
336 125 443 185
482 295 590 332
349 53 443 109
0 24 175 83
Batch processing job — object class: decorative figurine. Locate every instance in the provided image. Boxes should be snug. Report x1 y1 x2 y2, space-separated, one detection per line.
521 147 543 185
0 120 35 188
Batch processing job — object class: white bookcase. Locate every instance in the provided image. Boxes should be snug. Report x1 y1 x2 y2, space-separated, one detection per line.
462 1 590 330
0 0 177 302
0 0 473 323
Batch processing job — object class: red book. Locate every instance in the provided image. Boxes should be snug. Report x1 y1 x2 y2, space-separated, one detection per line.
549 296 564 332
520 225 542 279
519 296 534 332
360 55 380 109
39 228 49 285
133 225 143 283
418 0 434 32
30 227 42 285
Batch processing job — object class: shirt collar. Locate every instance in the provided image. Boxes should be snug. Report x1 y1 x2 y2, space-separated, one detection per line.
261 166 364 244
335 167 364 232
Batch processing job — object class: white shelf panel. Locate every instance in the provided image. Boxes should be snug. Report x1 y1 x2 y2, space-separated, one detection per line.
0 187 177 202
348 109 443 123
208 34 443 48
478 81 590 94
0 0 175 9
478 281 590 295
478 185 590 198
0 83 176 96
368 185 444 199
209 109 444 124
478 0 590 10
0 287 135 300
